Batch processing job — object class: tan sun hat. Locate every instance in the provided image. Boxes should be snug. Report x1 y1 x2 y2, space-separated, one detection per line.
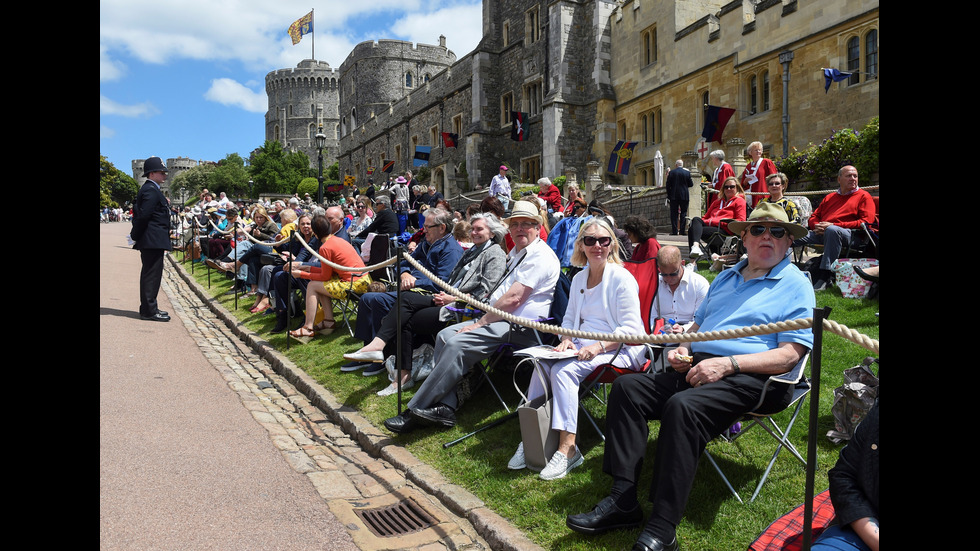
503 201 543 225
727 202 808 240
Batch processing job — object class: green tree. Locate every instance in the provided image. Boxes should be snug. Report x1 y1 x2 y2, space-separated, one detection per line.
212 153 251 199
100 154 139 207
170 163 216 201
297 177 319 198
249 141 311 196
326 160 340 181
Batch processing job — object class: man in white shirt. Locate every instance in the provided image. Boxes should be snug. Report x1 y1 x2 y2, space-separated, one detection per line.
384 201 560 433
650 246 709 333
489 165 512 211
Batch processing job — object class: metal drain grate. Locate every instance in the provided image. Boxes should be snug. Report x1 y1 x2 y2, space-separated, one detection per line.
354 498 437 537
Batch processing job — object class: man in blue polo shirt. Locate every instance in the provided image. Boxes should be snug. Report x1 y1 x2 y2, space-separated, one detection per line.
567 203 815 551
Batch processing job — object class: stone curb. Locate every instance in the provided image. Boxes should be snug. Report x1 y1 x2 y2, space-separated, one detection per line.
169 256 543 551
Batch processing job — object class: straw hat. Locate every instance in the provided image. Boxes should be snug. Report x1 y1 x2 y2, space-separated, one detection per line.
727 202 808 240
503 201 543 225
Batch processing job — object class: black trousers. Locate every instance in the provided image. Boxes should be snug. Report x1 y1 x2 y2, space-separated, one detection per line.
669 199 688 234
602 358 790 524
139 249 165 317
375 293 444 371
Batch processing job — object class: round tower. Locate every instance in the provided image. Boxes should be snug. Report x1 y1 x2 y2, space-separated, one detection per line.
265 59 341 166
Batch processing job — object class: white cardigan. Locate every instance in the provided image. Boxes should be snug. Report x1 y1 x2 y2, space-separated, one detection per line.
562 262 645 342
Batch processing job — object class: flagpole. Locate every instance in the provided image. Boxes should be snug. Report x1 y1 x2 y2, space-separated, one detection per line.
311 8 315 60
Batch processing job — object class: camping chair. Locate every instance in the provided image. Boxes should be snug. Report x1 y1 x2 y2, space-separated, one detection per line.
697 220 743 270
704 351 812 504
576 257 660 441
443 270 572 448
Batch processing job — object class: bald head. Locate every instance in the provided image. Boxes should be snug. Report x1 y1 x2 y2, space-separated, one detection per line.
325 206 345 233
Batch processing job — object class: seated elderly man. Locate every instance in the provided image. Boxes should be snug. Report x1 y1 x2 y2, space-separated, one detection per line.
650 246 709 334
384 201 561 433
793 165 876 290
352 207 462 373
566 202 815 551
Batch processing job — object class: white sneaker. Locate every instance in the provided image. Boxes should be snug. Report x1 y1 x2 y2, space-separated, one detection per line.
539 448 584 480
376 378 414 397
689 243 703 258
507 442 527 470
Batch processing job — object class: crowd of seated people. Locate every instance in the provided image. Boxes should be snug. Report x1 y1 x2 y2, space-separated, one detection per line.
184 164 875 551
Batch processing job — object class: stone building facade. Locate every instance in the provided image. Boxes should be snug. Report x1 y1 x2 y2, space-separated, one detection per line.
265 59 342 165
132 156 200 196
274 0 878 225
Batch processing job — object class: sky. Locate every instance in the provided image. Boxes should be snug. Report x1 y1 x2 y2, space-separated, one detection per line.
100 0 484 176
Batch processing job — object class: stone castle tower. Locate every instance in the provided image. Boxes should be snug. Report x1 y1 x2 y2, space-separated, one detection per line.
338 36 456 137
264 59 341 165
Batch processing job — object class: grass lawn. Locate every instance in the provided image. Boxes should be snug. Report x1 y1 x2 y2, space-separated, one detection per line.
180 256 878 551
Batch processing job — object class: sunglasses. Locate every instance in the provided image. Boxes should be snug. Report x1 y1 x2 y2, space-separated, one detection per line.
724 185 737 189
582 236 612 247
748 225 787 239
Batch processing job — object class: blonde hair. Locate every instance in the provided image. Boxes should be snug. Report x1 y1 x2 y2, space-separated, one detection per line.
279 209 298 225
570 218 622 267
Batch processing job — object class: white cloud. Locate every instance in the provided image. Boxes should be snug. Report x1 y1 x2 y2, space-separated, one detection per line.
204 78 267 113
100 45 126 81
101 125 116 139
100 95 159 118
388 4 484 58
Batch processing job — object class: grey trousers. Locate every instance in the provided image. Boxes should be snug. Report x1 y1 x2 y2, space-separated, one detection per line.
406 319 540 411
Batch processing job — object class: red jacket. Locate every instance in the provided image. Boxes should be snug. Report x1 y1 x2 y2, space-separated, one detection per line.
704 195 747 234
538 185 562 213
740 158 776 207
808 189 876 230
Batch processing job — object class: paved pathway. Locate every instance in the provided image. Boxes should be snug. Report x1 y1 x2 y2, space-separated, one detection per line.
100 222 526 550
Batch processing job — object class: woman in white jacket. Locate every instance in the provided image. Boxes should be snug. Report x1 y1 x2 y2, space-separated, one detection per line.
509 218 646 480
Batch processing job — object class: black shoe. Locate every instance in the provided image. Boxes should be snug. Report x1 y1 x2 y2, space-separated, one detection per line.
384 411 416 434
566 496 643 535
156 310 169 317
362 363 387 376
141 312 171 322
633 533 679 551
340 361 371 372
270 312 288 333
409 404 456 427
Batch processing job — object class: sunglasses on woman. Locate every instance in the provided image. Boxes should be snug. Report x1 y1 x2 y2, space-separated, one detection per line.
748 225 787 239
582 235 612 247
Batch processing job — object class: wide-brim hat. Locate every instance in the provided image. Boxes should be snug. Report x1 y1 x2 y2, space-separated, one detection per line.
395 176 407 184
142 156 168 176
503 201 542 225
728 202 808 240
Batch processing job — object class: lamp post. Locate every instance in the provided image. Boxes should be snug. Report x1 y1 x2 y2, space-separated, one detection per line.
315 124 327 205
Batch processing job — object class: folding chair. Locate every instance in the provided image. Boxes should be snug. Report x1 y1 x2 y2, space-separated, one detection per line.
336 233 398 336
704 351 812 503
576 257 660 441
443 270 571 448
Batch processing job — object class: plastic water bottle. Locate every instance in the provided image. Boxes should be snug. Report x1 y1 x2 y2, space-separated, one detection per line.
660 318 676 335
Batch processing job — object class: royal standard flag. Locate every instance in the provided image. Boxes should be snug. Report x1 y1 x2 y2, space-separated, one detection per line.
607 140 638 175
288 11 313 45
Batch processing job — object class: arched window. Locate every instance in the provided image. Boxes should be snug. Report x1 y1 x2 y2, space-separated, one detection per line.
406 72 413 87
749 75 758 114
762 71 770 111
847 36 860 85
865 29 878 79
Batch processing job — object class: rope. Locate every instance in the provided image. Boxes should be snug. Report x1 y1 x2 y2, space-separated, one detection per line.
400 251 879 354
293 233 399 273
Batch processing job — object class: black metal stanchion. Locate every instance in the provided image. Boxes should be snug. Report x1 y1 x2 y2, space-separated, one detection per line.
802 306 831 551
285 230 297 351
232 220 240 311
395 243 404 414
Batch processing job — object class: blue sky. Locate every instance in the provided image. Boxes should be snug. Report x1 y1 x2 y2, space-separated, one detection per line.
100 0 483 175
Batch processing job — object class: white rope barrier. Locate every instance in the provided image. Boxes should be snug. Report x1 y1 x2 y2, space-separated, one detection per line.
708 184 879 196
293 232 399 273
400 251 879 354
